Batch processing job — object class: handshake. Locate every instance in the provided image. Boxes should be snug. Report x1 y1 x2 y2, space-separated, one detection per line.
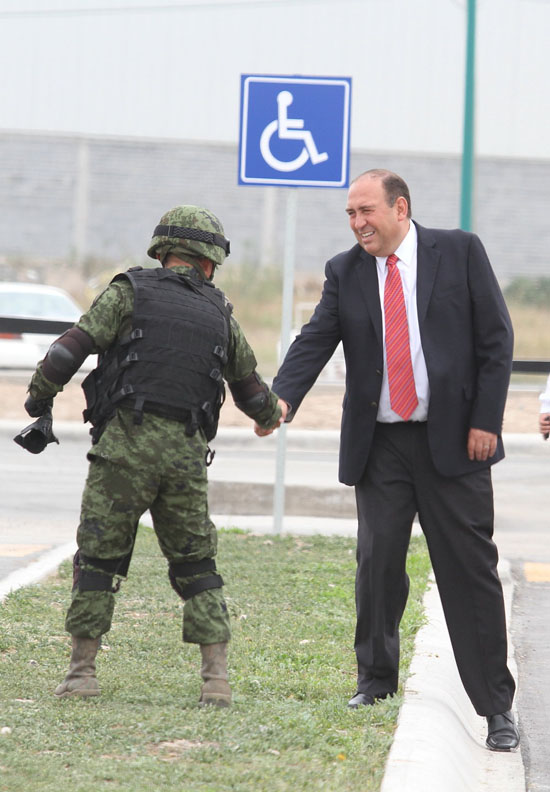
254 399 289 437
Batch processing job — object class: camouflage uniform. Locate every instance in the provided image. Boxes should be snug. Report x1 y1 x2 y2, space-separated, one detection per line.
28 265 281 646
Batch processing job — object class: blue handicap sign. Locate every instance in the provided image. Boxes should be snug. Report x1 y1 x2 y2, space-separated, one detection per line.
239 75 352 188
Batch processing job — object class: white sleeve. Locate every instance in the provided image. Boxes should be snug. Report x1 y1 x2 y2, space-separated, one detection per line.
540 373 550 413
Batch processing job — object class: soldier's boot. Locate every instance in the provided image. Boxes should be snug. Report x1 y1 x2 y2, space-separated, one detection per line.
54 636 101 698
199 642 232 707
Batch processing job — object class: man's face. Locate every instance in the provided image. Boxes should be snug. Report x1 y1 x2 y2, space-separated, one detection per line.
345 176 409 258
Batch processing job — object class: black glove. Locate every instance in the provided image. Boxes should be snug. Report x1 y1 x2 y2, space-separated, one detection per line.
14 406 59 454
24 394 53 418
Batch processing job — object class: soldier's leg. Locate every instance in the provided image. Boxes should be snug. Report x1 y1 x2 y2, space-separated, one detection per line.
152 432 231 645
66 454 155 638
151 431 231 705
57 453 157 696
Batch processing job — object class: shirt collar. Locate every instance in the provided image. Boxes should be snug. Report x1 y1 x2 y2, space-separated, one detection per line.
376 220 417 273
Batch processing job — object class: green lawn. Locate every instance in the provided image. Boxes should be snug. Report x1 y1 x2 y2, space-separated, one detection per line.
0 528 430 792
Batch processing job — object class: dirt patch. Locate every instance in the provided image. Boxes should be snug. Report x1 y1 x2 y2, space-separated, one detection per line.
147 738 220 762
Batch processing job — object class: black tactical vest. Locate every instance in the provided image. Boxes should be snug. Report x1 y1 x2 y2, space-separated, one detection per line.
82 267 231 442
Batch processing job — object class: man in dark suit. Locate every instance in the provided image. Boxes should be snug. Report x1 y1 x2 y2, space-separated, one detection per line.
261 169 519 751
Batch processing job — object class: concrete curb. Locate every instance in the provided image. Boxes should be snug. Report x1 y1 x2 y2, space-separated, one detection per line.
0 540 77 603
381 559 525 791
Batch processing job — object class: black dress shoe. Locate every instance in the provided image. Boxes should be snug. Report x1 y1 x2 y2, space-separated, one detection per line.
486 710 520 751
348 693 376 708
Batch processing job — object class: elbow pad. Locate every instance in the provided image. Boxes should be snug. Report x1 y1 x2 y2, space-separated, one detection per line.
228 372 269 418
42 327 94 385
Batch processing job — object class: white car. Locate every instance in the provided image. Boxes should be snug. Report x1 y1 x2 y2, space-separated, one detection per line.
0 282 94 371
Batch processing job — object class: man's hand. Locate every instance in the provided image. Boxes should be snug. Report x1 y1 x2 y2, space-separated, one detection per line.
24 394 53 418
467 428 498 461
254 399 288 437
539 413 550 440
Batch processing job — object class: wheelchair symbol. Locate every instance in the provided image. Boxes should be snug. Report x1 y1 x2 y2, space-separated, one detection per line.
259 90 329 172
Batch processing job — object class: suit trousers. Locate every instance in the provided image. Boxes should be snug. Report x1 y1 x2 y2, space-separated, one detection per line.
353 421 515 716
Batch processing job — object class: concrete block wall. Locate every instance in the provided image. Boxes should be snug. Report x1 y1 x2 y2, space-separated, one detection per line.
0 130 548 284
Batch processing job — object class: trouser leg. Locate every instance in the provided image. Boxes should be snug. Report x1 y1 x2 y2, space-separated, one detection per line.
166 555 231 645
151 431 231 646
66 586 116 639
66 455 153 639
151 431 232 705
414 437 515 716
354 424 417 697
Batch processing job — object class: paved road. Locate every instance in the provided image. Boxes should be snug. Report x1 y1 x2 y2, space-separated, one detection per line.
2 420 550 787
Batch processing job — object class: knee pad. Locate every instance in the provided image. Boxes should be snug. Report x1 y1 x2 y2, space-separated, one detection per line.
168 558 224 601
73 550 128 593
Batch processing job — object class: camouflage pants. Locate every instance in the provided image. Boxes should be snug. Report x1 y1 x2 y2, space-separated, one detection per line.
65 408 231 645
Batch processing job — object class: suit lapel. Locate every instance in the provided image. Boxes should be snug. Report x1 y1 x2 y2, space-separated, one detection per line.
415 223 440 325
354 248 383 346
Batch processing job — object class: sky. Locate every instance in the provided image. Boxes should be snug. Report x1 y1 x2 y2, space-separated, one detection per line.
0 0 549 160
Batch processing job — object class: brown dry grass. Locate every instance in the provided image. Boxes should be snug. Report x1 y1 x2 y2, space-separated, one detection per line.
508 303 550 359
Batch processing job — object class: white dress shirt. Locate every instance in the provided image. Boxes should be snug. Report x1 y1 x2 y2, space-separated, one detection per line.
375 221 430 422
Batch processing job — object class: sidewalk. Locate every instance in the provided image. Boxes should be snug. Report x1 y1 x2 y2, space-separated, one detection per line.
381 560 525 791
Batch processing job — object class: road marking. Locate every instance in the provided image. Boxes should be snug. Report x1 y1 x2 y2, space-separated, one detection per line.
524 562 550 583
0 544 50 557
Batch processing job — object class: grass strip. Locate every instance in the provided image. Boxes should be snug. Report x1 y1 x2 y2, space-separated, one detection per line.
0 528 430 792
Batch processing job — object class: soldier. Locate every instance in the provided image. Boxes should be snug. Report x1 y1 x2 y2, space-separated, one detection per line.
23 206 285 707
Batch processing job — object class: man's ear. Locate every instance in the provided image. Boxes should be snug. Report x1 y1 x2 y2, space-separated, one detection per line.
396 196 409 221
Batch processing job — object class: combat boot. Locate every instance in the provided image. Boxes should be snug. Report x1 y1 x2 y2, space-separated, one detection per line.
199 642 232 707
54 636 101 698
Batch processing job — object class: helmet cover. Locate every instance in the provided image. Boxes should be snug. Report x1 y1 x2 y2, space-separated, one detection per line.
147 205 230 268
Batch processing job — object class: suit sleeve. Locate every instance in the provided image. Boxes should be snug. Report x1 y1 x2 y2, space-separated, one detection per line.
272 258 342 418
467 233 514 434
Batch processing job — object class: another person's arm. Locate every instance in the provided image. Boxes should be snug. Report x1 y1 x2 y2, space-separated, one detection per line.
539 373 550 440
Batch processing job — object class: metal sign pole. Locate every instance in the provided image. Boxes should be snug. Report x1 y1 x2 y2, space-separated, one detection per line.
460 0 476 231
273 189 298 534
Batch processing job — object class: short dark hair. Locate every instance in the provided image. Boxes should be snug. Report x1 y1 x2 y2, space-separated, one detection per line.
353 169 412 218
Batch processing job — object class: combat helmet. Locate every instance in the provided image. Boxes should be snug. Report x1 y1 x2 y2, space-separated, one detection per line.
147 205 230 271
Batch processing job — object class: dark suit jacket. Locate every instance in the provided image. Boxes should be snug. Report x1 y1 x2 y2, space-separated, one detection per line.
272 222 514 486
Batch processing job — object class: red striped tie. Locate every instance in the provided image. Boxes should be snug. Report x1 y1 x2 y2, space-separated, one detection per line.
384 254 418 420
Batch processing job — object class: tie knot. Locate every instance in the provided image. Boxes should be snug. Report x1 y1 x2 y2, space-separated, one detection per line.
386 254 399 268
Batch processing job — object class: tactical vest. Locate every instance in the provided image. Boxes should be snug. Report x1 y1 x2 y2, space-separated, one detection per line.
82 266 231 443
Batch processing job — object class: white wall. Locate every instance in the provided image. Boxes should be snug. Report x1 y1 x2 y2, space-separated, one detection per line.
0 0 548 159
